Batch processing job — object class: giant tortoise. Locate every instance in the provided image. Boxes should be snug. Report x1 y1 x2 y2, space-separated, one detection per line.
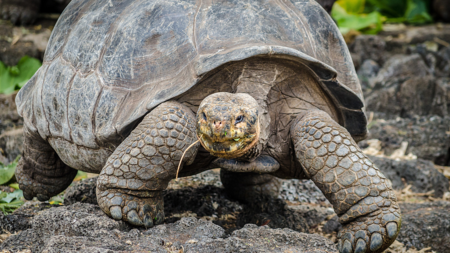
15 0 401 252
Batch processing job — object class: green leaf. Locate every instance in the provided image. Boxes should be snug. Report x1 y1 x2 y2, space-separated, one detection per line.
366 0 432 24
336 0 366 14
16 56 41 88
332 3 385 34
0 56 41 94
1 190 23 203
9 183 20 190
404 0 433 24
0 190 24 214
10 66 20 76
332 0 433 35
49 195 64 205
0 199 24 214
366 0 407 17
74 171 88 181
0 156 20 185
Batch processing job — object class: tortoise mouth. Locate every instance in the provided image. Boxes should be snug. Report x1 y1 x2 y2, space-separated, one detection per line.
198 132 259 159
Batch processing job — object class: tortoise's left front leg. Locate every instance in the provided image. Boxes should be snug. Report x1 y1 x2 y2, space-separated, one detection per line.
291 110 401 253
96 101 200 227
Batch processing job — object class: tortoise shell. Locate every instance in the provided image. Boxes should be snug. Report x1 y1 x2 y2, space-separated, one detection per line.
16 0 366 171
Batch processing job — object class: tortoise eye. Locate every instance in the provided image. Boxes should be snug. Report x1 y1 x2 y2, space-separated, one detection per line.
202 112 207 121
235 115 244 124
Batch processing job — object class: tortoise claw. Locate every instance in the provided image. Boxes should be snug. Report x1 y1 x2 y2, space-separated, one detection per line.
110 206 123 220
97 188 164 228
127 210 143 226
354 239 366 253
342 240 353 253
337 210 401 253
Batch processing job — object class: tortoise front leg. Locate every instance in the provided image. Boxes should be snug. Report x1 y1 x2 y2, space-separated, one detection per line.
291 110 401 253
97 101 200 227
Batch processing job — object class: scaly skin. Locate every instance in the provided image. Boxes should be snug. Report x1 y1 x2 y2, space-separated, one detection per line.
16 127 77 201
197 92 283 204
197 92 260 160
96 101 200 227
291 110 401 253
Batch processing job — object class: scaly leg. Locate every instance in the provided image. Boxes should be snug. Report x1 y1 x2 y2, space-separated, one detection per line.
96 101 200 227
16 127 77 201
291 110 401 253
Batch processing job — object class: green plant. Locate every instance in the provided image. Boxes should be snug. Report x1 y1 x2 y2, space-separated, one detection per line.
366 0 433 24
332 0 433 35
0 190 24 214
332 1 385 35
0 156 20 185
49 195 64 205
0 56 41 94
74 171 88 181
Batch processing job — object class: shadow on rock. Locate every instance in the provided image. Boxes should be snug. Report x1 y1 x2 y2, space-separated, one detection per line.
1 178 337 252
64 178 322 234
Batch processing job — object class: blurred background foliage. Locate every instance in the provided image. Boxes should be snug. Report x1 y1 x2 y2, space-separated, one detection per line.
332 0 433 35
0 156 89 214
0 158 23 214
0 56 41 94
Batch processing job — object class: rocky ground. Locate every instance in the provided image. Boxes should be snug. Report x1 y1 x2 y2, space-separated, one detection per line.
1 18 450 253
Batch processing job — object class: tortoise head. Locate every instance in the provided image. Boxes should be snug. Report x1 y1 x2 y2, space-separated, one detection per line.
196 92 260 159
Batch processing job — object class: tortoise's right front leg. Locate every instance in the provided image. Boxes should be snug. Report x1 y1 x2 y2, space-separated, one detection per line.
97 101 200 227
291 110 401 253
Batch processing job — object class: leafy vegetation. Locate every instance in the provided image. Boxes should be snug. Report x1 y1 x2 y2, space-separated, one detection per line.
0 157 24 214
0 190 24 214
75 171 89 181
0 156 19 185
332 0 433 35
0 56 41 94
366 0 433 24
0 156 69 213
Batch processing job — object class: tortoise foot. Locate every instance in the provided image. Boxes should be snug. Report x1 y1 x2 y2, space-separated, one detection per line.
337 206 401 253
97 188 164 227
1 0 40 25
16 128 78 201
291 110 401 253
16 156 77 201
